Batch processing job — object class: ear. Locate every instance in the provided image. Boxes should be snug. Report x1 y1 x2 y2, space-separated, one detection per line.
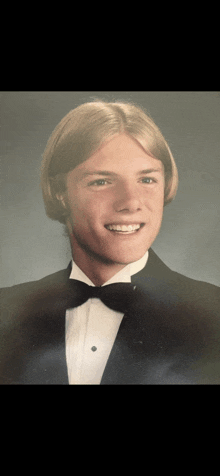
56 194 67 208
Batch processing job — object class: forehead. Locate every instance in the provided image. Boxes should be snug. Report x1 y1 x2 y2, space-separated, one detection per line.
72 133 164 177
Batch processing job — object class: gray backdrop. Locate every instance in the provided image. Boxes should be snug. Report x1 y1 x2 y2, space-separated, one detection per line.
1 91 219 288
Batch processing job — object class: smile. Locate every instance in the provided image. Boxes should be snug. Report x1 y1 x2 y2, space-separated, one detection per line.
105 223 145 234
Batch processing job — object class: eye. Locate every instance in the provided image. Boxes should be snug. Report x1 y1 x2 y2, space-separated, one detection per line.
89 178 110 186
140 177 156 184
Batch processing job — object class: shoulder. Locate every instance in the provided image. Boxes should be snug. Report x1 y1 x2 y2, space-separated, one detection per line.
163 260 220 314
158 266 220 330
170 269 220 303
145 248 219 294
151 248 219 289
1 265 70 289
0 266 70 307
141 249 220 318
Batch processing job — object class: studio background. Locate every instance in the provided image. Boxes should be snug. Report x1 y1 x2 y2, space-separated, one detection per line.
1 91 219 288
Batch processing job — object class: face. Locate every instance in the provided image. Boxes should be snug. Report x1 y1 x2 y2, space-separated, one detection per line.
65 133 165 267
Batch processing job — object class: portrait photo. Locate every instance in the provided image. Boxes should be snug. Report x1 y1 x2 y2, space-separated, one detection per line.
1 91 220 384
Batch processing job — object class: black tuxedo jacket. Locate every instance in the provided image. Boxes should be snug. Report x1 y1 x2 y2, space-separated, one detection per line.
1 249 220 384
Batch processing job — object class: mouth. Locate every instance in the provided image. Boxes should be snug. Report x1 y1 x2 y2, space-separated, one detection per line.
105 223 145 234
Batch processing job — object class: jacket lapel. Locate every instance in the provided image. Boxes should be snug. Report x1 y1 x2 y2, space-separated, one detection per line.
25 267 72 385
4 267 72 385
100 248 175 384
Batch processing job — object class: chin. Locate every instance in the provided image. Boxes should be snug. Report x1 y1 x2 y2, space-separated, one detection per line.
107 248 148 266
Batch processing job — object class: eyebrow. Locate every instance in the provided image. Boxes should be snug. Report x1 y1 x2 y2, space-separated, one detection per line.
81 168 163 179
138 168 163 174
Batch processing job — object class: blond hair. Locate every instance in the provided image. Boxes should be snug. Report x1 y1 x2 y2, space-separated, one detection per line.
41 100 178 224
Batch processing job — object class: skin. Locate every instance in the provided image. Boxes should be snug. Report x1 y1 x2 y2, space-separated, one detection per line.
64 133 165 286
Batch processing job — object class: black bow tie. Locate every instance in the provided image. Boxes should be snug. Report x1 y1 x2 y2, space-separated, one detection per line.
66 279 138 313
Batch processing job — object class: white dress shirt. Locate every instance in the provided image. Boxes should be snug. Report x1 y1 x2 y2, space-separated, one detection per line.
65 251 149 384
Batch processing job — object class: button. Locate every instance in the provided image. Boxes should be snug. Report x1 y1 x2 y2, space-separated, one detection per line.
91 346 97 352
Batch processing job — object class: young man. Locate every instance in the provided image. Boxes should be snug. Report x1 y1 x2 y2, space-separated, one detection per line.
1 100 220 384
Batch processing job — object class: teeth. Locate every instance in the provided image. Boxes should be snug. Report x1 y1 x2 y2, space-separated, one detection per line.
106 224 141 232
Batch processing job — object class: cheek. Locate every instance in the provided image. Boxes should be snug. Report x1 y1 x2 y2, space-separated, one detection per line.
148 197 164 229
67 192 103 226
155 201 164 222
66 193 86 223
144 190 164 213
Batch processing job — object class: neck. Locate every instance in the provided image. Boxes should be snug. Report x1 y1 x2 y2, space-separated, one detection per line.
71 250 127 287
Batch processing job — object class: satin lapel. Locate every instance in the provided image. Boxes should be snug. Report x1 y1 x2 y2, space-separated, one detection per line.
100 248 174 384
7 266 72 385
22 298 69 385
26 266 72 385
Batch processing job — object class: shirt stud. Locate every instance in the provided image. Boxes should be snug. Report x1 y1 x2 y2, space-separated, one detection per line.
91 346 97 352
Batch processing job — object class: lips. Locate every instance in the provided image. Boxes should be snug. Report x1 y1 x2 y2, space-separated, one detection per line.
105 223 145 234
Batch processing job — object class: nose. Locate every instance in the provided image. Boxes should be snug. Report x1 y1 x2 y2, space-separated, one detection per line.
113 182 143 213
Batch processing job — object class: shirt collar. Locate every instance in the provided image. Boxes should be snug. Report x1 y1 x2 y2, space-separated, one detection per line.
69 251 149 287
